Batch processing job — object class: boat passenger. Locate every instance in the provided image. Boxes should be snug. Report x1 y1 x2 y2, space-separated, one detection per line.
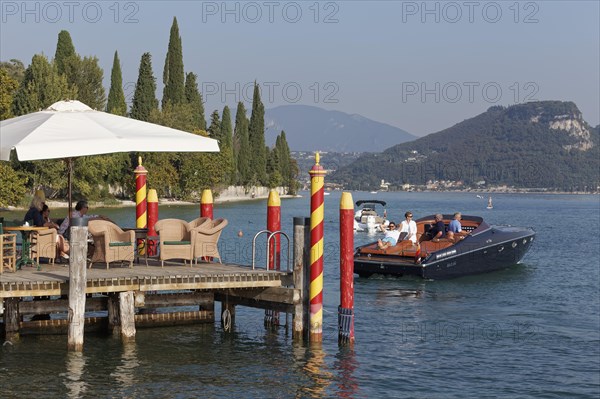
420 213 446 243
448 212 466 241
398 211 418 244
377 222 400 249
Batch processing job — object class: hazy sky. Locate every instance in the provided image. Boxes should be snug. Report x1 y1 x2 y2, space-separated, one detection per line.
1 0 598 136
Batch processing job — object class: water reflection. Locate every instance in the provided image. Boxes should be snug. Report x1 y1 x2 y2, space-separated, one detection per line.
334 348 359 399
111 342 139 395
295 344 333 398
63 352 87 399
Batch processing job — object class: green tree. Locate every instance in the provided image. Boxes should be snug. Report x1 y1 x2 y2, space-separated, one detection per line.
0 68 19 120
267 147 283 188
248 82 266 185
71 55 106 110
184 72 206 130
208 110 221 138
0 59 25 82
162 17 185 107
234 102 250 185
0 163 27 207
130 52 158 122
220 106 234 185
106 51 127 116
54 30 76 75
11 54 75 116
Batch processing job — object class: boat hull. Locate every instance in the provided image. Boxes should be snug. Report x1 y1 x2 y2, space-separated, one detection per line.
354 226 535 280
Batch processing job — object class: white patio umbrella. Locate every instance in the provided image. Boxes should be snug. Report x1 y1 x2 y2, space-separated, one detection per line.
0 100 220 215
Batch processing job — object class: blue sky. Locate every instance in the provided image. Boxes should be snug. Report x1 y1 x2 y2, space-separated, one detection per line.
1 0 598 136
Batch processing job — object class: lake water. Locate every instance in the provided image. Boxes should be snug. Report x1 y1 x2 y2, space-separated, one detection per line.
1 191 599 398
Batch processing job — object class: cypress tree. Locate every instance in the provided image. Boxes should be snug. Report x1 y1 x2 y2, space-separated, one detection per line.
130 53 158 122
162 17 185 108
267 147 282 188
184 72 206 130
234 102 250 185
208 110 221 138
54 30 76 75
106 51 127 115
220 106 234 184
248 82 266 185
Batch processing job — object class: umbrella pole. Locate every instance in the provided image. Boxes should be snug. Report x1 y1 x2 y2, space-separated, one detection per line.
67 158 73 220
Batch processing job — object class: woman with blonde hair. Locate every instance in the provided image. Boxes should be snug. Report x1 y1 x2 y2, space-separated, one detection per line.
23 193 55 228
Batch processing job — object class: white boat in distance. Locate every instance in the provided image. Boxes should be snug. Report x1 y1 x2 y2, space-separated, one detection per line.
354 200 389 232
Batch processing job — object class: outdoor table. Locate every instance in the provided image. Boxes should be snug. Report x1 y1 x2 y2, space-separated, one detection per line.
122 228 158 265
3 226 47 270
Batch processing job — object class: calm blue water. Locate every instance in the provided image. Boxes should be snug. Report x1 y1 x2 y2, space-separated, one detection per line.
1 192 599 398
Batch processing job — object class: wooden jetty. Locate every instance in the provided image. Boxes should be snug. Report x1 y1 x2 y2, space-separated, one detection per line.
1 219 311 347
1 262 300 340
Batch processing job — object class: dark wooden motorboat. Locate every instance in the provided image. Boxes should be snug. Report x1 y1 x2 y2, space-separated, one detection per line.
354 214 535 280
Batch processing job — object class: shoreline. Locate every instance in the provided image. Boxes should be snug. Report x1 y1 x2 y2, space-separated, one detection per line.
1 192 302 211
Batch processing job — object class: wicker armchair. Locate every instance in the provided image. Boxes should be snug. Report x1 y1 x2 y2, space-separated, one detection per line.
190 218 228 264
31 228 57 265
1 233 17 273
88 220 135 269
155 219 194 267
188 217 211 230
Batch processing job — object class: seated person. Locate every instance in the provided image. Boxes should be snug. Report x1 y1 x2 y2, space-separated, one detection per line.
419 213 446 243
377 222 400 249
58 200 111 237
448 212 467 241
398 211 418 244
41 204 70 259
23 195 58 229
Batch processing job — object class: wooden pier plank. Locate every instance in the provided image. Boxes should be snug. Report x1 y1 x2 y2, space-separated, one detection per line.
1 262 290 298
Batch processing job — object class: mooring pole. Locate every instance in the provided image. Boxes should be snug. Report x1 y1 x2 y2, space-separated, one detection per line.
309 152 326 343
265 190 281 327
67 218 88 352
135 157 148 256
339 192 355 345
201 189 214 219
147 189 158 257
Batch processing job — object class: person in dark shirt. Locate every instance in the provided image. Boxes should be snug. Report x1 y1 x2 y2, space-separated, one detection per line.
23 195 46 227
420 213 446 243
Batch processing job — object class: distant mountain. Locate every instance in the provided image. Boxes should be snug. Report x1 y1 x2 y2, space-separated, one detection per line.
330 101 599 191
264 105 416 152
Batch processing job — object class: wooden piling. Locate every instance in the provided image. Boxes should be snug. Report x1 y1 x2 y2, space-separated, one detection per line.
67 223 88 352
293 217 306 340
119 291 136 340
3 297 20 342
107 293 120 336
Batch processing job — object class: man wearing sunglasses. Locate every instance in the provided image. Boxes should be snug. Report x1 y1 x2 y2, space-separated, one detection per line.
377 221 400 249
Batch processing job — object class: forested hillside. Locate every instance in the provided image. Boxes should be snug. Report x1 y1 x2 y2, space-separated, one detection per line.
331 101 599 191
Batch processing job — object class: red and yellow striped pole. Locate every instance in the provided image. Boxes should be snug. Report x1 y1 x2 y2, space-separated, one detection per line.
309 152 326 343
135 157 148 255
339 192 355 345
147 189 158 256
201 189 214 220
